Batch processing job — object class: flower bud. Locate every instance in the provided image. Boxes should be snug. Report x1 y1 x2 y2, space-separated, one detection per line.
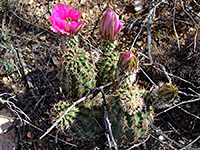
158 83 178 102
117 52 138 75
100 10 124 42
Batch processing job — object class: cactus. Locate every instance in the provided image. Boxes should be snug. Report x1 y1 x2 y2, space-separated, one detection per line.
117 52 138 75
149 83 179 109
65 105 104 141
58 47 96 97
117 85 145 115
50 100 79 131
116 52 138 88
96 50 119 86
158 83 178 102
50 100 104 140
108 84 154 147
100 39 116 53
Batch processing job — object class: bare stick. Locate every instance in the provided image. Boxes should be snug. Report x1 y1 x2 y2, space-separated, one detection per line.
180 134 200 150
173 0 181 50
130 20 145 51
100 87 118 150
0 93 30 121
194 21 200 51
193 0 200 7
153 63 172 83
180 0 199 27
146 0 154 64
151 123 183 148
178 106 200 120
156 97 200 117
149 134 177 150
22 119 77 147
153 66 194 86
140 67 157 86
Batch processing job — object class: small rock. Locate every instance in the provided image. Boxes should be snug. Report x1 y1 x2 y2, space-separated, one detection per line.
0 108 17 150
39 36 46 41
133 0 143 12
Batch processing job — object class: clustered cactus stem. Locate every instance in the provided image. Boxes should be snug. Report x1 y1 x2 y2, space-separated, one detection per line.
48 3 179 147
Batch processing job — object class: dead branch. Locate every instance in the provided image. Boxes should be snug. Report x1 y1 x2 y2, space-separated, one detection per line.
156 97 200 117
100 87 118 150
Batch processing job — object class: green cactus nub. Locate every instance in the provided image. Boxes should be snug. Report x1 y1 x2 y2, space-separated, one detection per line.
149 83 179 109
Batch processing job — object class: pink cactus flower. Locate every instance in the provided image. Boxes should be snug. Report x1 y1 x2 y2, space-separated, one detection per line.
100 10 124 42
117 52 138 75
49 3 84 36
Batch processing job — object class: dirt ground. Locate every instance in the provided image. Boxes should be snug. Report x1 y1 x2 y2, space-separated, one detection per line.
0 0 200 149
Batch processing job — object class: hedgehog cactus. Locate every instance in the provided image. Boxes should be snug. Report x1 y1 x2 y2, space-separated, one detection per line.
50 100 79 131
108 84 154 146
50 100 103 140
117 85 145 115
96 50 119 86
117 52 138 75
58 47 96 97
65 36 79 49
100 39 117 53
65 105 104 141
158 83 178 102
149 83 179 109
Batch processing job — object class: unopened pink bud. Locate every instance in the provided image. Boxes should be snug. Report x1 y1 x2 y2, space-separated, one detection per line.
117 52 138 75
100 10 124 42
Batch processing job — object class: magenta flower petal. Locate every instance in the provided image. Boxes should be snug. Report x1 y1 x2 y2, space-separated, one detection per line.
68 9 82 21
49 3 84 36
100 10 124 42
50 26 70 35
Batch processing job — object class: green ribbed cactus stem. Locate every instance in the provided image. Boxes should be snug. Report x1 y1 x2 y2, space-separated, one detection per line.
96 51 119 86
101 39 117 53
108 84 154 147
67 36 79 48
109 96 123 142
50 100 78 131
129 106 153 139
58 48 96 98
65 105 104 141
